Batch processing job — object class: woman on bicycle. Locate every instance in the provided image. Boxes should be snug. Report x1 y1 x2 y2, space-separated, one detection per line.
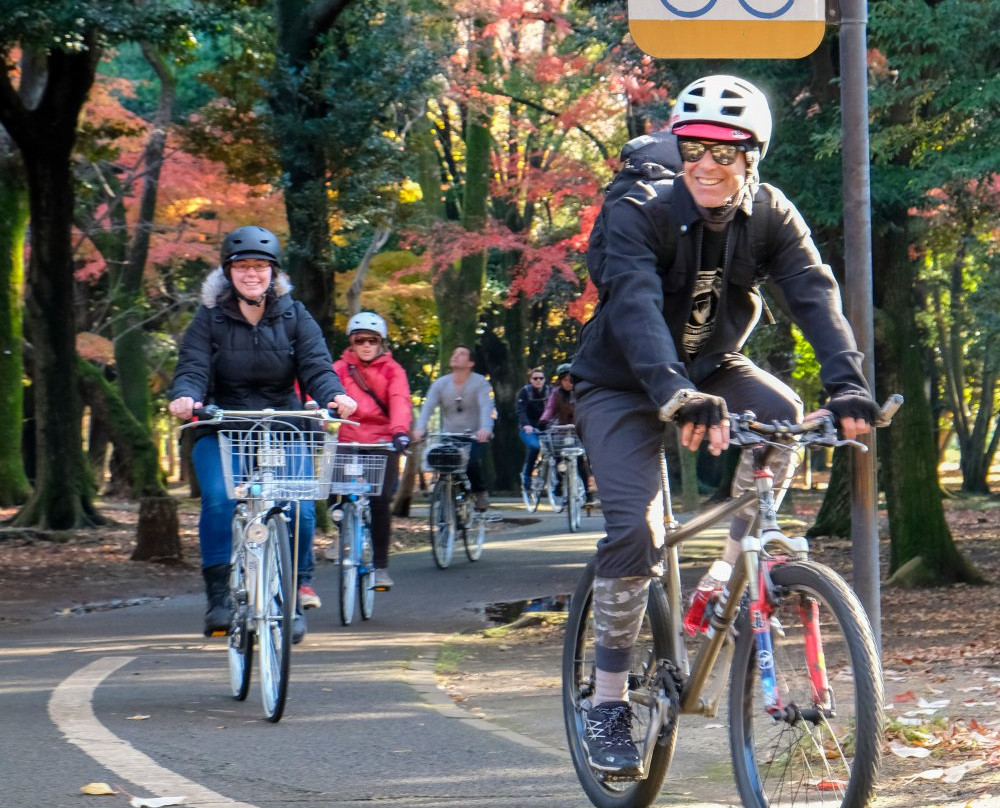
332 311 413 590
539 364 594 504
168 225 357 642
570 75 880 774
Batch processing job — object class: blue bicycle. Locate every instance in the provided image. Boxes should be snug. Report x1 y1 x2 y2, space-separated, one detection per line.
328 443 389 626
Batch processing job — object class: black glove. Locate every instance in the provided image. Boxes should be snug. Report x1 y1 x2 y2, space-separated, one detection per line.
824 391 881 427
392 433 411 453
661 391 730 427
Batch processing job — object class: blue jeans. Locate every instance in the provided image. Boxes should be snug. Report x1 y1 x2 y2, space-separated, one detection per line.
192 434 315 583
519 427 541 487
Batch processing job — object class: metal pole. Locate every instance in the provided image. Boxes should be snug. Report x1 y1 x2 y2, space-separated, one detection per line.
839 0 882 650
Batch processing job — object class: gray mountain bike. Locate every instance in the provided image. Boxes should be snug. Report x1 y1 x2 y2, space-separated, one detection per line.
563 395 902 808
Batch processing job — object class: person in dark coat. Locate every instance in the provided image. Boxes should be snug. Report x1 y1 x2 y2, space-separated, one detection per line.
570 75 882 774
168 225 357 641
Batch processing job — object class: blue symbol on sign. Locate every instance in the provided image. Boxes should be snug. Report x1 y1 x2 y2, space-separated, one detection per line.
658 0 796 18
657 0 718 17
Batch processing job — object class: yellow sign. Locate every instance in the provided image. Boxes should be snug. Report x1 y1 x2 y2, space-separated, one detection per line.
629 0 827 59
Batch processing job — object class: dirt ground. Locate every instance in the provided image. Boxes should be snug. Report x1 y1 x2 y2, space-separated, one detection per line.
1 488 998 807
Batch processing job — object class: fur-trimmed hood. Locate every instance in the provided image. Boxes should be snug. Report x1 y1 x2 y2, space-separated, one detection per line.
200 266 293 309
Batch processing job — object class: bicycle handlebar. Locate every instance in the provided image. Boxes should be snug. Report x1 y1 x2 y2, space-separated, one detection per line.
730 393 903 451
182 405 360 428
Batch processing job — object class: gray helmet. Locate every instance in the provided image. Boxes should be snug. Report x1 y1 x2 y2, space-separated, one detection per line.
221 226 282 268
556 363 572 378
347 311 388 339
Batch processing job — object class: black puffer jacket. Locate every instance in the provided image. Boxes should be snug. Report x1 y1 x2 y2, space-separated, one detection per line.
572 174 869 407
169 268 345 410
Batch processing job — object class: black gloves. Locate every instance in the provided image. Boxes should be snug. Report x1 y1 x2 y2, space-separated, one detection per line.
659 390 730 427
824 391 881 427
392 433 411 453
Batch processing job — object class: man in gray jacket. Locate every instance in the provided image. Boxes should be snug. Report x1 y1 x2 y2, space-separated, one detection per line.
570 75 881 775
413 345 496 512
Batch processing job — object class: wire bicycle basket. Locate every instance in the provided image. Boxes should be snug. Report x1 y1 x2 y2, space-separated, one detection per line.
329 451 389 496
422 440 471 474
540 426 583 457
218 420 338 501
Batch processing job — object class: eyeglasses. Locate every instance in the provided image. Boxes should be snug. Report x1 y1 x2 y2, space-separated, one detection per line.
230 260 272 273
530 376 544 381
455 396 463 413
677 140 748 166
350 335 381 346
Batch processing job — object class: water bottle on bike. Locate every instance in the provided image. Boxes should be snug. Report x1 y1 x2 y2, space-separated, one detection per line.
682 559 731 636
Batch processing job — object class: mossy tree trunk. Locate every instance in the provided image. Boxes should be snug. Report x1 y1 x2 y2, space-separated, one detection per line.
0 138 31 506
873 220 985 588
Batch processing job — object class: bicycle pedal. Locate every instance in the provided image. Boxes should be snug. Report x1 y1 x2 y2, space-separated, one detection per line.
208 629 228 638
372 585 390 592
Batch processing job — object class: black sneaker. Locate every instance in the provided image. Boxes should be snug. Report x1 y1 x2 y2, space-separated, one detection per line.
583 701 643 775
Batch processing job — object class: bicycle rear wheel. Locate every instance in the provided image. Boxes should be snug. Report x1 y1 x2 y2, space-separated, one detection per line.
548 460 565 512
228 524 252 701
464 513 486 562
566 463 582 532
728 560 883 808
429 477 456 569
522 477 541 512
562 561 678 808
338 508 359 626
359 525 375 620
257 513 293 722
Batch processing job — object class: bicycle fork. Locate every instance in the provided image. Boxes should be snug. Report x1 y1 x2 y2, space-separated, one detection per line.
750 559 834 724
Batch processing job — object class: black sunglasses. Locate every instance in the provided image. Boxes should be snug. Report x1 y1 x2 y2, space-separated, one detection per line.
530 375 544 381
351 335 380 346
455 396 463 413
678 140 748 166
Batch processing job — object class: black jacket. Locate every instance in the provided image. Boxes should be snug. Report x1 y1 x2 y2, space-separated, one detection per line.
515 383 549 428
169 268 345 410
572 175 868 407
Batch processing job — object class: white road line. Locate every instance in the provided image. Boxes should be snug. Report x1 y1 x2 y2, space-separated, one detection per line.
48 656 260 808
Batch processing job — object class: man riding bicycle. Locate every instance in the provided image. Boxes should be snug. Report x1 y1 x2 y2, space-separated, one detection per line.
570 75 880 775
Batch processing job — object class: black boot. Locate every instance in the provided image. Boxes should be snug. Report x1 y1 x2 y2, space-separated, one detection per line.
202 563 232 637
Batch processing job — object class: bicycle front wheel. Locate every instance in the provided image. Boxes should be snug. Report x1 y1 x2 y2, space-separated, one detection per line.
228 522 252 701
338 508 359 626
429 477 456 569
522 476 541 513
562 561 678 808
257 513 293 722
728 560 883 808
566 463 582 533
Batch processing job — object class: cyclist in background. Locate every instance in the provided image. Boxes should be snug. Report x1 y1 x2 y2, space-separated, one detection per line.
539 364 594 505
412 345 497 516
168 225 357 642
332 312 412 590
516 367 549 494
569 75 880 774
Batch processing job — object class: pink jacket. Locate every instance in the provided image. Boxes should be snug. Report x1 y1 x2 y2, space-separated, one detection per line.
333 349 412 443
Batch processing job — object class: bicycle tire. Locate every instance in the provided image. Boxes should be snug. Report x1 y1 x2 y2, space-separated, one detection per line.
429 477 456 569
227 522 252 701
563 561 678 808
728 560 883 808
566 464 582 532
359 525 375 620
464 513 486 562
338 507 358 626
257 513 293 722
547 459 564 512
522 477 541 513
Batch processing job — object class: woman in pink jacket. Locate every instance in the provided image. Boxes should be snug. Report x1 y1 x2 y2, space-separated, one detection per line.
333 312 413 589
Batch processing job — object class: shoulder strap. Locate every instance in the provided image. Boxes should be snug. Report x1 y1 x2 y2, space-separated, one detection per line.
348 363 390 417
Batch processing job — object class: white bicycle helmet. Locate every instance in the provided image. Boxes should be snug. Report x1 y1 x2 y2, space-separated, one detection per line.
669 75 773 159
347 311 387 339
